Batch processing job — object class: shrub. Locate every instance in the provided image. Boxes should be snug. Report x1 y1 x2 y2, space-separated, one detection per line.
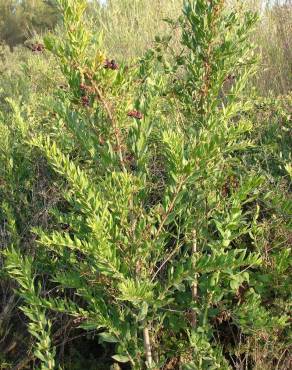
2 0 291 369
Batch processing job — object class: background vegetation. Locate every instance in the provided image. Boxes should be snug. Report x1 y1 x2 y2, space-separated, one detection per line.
0 0 291 369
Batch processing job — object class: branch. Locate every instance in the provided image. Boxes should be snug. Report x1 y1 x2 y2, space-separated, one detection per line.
85 72 126 173
191 230 198 328
154 176 187 240
143 326 152 368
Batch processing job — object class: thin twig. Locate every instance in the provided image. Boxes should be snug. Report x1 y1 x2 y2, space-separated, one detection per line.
191 230 198 328
12 345 34 370
154 176 187 240
151 241 183 282
85 72 126 172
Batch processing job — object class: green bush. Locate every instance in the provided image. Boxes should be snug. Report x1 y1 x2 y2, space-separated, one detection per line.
1 0 291 369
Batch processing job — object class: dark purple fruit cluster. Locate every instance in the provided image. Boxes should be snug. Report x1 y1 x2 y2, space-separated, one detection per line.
127 110 143 120
81 95 90 107
31 43 45 52
104 59 119 70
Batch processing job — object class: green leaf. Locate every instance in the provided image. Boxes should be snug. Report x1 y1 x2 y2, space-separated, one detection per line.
137 302 149 322
111 354 130 363
98 332 119 343
230 278 240 290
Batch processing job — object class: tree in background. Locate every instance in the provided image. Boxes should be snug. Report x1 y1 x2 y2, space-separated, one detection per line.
0 0 59 48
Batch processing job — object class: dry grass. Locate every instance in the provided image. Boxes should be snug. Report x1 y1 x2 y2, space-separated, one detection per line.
92 0 292 94
253 1 292 95
94 0 183 60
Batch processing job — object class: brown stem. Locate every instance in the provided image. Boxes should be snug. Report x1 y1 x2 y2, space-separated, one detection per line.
0 294 15 329
85 72 126 172
12 347 34 370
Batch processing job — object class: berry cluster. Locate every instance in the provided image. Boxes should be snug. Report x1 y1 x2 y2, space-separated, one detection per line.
221 176 239 197
31 43 45 53
80 83 95 94
81 95 90 107
127 110 143 120
80 84 93 107
104 59 119 70
224 74 236 82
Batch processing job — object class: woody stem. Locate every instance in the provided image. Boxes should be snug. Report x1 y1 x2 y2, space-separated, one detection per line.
191 230 198 328
143 326 152 368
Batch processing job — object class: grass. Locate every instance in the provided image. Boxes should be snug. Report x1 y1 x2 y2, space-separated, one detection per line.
90 0 292 94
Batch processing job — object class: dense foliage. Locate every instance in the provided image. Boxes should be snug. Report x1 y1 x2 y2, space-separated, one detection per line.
0 0 291 369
